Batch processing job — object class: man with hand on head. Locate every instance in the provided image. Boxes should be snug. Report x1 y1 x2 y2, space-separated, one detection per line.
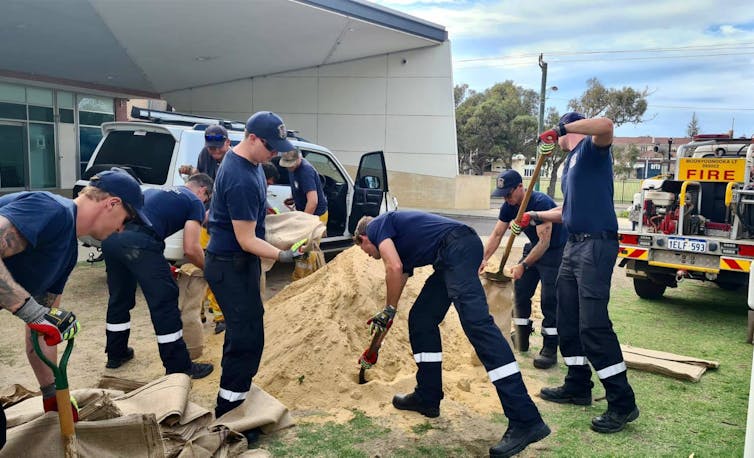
480 169 566 369
521 112 639 434
206 111 305 445
0 167 143 447
101 173 215 380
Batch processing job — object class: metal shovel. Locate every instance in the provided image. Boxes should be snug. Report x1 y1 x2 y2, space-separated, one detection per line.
31 331 78 458
484 142 554 282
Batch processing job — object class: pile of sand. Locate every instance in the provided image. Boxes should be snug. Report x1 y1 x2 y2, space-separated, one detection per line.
249 246 544 420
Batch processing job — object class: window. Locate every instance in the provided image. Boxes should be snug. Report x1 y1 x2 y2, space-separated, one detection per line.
77 95 114 177
90 130 176 184
303 151 346 184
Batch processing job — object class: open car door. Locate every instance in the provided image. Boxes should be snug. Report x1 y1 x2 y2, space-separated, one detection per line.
349 151 390 234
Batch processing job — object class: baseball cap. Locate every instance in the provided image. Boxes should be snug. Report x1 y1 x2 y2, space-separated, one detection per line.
89 168 152 227
204 125 228 148
491 170 522 198
278 149 301 168
559 111 585 124
245 111 295 153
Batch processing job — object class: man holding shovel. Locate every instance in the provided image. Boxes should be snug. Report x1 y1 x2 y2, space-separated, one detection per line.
0 168 145 449
480 169 567 369
354 211 550 458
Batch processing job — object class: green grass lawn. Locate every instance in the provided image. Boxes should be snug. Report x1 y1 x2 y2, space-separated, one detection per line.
489 176 643 204
258 281 750 457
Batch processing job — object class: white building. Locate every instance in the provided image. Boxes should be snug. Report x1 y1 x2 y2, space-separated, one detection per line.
0 0 488 209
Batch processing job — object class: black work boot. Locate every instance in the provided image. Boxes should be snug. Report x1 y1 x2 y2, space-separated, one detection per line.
539 385 592 405
511 321 533 352
392 392 440 418
591 407 640 433
489 420 551 458
106 347 134 369
533 345 558 369
190 362 214 379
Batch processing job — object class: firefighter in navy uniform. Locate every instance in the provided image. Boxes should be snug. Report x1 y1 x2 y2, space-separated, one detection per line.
354 211 550 458
102 173 215 379
520 112 640 434
480 169 567 369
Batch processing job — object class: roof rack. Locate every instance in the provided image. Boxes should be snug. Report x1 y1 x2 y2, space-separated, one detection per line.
130 106 245 131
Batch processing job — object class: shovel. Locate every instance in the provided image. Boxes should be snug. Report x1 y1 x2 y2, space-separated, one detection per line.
357 321 393 384
31 331 78 458
484 142 554 282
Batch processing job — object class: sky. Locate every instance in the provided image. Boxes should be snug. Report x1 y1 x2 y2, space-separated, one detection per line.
372 0 754 138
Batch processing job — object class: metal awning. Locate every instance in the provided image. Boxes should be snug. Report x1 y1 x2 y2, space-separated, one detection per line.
0 0 446 98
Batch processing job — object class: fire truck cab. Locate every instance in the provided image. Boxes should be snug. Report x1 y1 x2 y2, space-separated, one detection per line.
618 136 754 299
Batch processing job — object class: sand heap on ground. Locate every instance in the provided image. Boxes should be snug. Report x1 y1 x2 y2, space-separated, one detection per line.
253 246 542 419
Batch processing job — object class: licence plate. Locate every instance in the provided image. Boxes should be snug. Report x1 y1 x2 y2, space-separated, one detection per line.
667 237 707 253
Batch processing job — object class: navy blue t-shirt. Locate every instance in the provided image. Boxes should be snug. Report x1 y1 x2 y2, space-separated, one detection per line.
208 150 267 254
0 192 78 296
142 187 205 240
290 159 327 216
561 136 617 233
196 147 221 179
366 211 464 275
498 191 567 250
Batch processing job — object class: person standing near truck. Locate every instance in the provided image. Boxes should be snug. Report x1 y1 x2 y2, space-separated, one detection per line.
520 112 639 434
280 149 328 224
205 111 304 445
480 169 566 369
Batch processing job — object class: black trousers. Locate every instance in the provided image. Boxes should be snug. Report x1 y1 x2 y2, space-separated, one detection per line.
205 251 264 419
514 244 563 347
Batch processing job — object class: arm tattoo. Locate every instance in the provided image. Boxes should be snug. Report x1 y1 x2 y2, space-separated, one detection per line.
0 216 31 312
34 292 59 308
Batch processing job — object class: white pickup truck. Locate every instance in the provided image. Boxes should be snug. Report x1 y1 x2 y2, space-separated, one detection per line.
74 107 398 261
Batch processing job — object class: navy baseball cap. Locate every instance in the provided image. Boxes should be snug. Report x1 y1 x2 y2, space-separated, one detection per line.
89 168 151 227
204 125 228 147
559 111 585 124
491 170 522 198
245 111 295 153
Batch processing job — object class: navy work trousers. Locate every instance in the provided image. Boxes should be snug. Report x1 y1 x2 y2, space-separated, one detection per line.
205 251 264 419
514 244 562 347
556 237 636 414
410 226 542 427
102 224 191 375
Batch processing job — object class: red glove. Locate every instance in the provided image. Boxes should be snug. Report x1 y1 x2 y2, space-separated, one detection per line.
539 129 559 144
520 212 531 228
170 265 179 280
28 307 80 346
43 395 79 422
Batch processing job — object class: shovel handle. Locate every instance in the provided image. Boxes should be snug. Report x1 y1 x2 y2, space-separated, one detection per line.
493 144 550 275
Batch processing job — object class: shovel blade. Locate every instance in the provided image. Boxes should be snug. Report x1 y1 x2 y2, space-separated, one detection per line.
484 270 511 282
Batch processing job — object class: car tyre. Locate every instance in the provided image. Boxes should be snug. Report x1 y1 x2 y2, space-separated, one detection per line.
633 278 666 299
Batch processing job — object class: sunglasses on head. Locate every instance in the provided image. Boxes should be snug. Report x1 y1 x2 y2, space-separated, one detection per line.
205 134 227 143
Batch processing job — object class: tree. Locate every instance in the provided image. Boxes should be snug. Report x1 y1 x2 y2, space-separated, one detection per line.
612 143 641 179
687 112 700 137
454 83 476 108
455 81 539 174
545 77 649 197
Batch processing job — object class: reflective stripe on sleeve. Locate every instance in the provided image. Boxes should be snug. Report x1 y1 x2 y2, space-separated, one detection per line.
218 388 248 402
414 352 442 363
106 322 131 332
563 356 588 366
156 329 183 344
488 361 520 382
596 362 627 379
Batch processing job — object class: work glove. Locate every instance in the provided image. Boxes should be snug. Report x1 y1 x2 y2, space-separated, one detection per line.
43 394 80 423
367 305 397 335
510 212 539 236
538 123 567 144
15 298 80 346
278 238 308 263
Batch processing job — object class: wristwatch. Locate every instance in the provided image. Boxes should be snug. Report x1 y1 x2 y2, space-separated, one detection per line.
520 261 529 271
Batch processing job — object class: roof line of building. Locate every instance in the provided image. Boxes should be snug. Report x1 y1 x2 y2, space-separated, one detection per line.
297 0 448 42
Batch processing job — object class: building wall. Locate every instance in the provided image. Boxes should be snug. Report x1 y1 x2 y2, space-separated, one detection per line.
164 42 482 209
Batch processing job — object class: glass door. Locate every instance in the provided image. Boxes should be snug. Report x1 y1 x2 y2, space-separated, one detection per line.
0 122 27 190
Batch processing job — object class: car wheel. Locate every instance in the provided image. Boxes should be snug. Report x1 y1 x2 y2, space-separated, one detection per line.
633 278 666 299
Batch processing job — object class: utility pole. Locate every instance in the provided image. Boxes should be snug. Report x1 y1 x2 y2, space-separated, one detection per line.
667 138 674 176
536 53 548 191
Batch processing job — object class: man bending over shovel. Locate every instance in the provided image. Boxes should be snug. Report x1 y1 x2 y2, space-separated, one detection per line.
0 168 145 449
354 211 550 458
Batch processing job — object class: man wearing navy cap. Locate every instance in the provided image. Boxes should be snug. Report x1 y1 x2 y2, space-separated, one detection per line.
101 173 215 379
481 169 566 369
519 112 639 434
0 167 141 447
179 125 231 180
354 211 550 457
206 111 305 444
280 149 328 223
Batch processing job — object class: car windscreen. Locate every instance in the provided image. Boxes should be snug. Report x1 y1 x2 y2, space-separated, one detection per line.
91 130 176 184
